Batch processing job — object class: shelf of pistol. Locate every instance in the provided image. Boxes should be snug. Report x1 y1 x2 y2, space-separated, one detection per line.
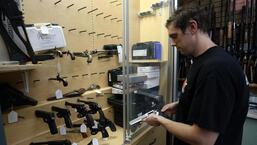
0 63 41 73
2 87 115 144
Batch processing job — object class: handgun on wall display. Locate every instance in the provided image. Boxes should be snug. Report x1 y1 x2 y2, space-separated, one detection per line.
64 102 95 129
48 73 68 87
35 110 58 135
77 99 116 138
47 88 86 101
51 106 73 128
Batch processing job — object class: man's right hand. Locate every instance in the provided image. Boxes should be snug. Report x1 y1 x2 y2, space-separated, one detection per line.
161 102 179 115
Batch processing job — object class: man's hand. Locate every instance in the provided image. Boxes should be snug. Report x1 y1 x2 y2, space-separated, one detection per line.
161 102 178 115
143 114 162 126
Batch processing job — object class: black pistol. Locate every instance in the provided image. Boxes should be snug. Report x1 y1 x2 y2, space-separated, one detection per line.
78 99 116 138
51 106 73 128
64 102 95 129
35 110 58 134
30 139 72 145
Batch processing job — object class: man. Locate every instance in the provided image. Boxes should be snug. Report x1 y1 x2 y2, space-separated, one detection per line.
143 4 249 145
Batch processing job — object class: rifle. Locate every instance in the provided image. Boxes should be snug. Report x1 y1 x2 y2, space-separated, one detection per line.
0 0 37 64
223 0 229 49
219 0 224 46
247 0 255 83
35 110 58 135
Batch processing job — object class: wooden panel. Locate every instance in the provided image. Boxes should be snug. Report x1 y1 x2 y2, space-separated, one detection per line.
0 64 39 73
3 88 113 145
139 0 170 61
13 107 116 145
1 0 123 144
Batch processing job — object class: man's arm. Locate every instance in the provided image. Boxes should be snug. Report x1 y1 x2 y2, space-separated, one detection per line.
144 115 219 145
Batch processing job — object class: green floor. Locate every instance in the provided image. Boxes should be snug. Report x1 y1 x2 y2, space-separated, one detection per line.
242 118 257 145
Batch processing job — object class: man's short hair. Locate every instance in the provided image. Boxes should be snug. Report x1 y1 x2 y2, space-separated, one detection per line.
166 3 210 34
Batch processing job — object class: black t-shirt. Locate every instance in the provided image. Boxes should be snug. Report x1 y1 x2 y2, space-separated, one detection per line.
174 46 249 145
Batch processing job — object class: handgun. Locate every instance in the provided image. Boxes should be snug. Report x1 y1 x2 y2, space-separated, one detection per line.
65 102 95 128
129 110 167 126
47 88 86 101
78 99 116 138
51 106 73 128
48 73 68 87
35 110 58 134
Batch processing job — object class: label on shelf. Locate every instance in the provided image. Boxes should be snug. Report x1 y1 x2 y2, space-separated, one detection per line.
60 125 67 135
55 89 63 99
80 123 87 133
8 111 18 124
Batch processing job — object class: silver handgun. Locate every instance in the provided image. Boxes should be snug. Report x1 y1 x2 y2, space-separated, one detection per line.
129 110 159 126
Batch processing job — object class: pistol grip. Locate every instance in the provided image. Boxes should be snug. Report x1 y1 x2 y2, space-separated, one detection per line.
48 120 58 135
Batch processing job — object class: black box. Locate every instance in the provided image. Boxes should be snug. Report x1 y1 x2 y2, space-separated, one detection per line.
107 95 123 127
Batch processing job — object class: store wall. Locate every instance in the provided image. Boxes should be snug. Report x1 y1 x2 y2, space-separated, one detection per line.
139 0 169 61
0 0 123 144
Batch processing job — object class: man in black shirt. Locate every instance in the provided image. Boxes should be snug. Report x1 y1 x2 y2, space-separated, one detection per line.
144 3 249 145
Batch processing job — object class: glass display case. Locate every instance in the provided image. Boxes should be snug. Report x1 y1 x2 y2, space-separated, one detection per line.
121 0 176 143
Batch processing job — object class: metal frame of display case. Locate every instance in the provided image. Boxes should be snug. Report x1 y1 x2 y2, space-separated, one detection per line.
122 0 177 144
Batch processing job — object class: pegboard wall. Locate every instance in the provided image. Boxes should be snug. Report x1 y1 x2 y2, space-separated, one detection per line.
0 0 123 144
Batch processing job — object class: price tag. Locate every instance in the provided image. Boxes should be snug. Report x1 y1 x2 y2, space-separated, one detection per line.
92 138 99 145
117 45 123 63
80 123 87 133
8 111 18 124
59 125 67 135
55 89 63 99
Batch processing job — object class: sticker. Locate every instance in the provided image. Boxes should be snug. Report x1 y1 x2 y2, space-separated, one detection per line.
80 123 87 133
55 89 63 99
60 125 67 135
92 138 99 145
8 111 18 124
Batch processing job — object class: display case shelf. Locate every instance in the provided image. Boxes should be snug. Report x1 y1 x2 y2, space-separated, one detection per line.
0 64 39 73
129 60 167 63
247 110 257 120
